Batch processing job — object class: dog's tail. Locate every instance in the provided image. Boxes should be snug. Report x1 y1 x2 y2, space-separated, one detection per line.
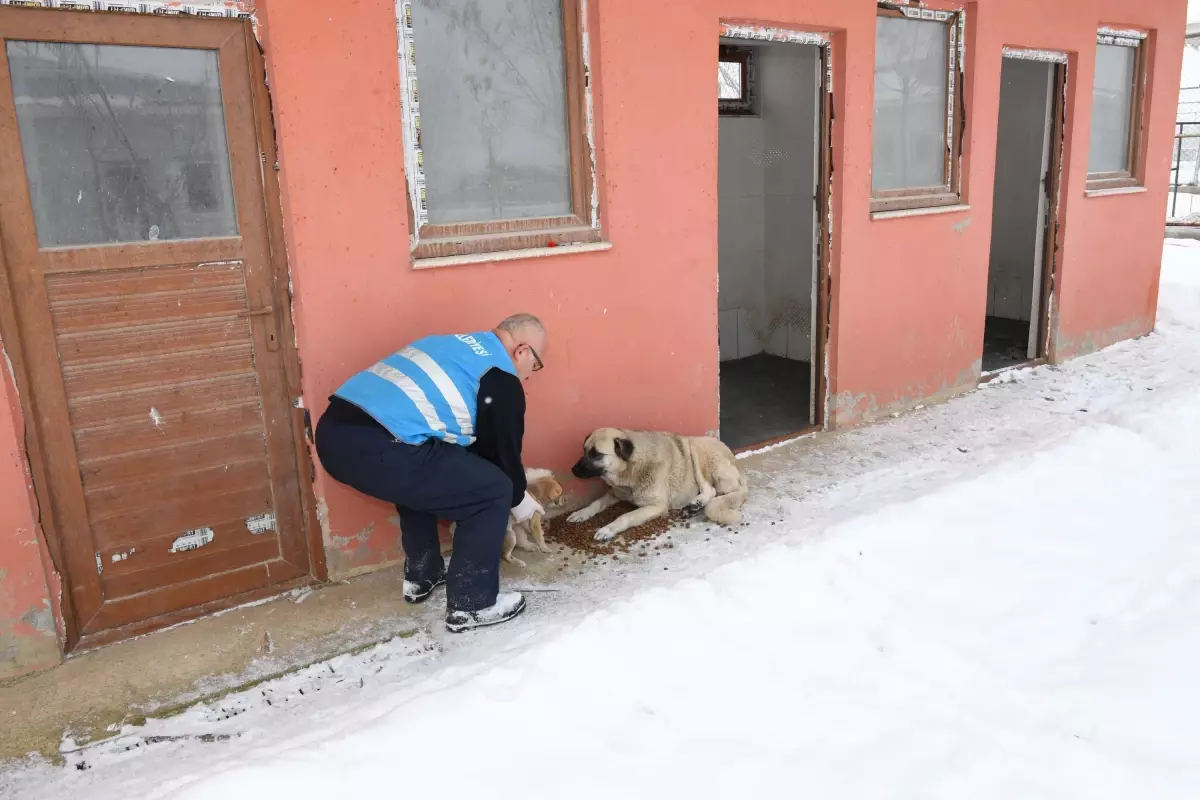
703 470 748 526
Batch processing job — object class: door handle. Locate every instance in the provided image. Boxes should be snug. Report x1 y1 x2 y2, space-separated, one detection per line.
238 305 279 351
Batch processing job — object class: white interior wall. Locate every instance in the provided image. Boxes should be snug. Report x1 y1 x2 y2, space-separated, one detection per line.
718 42 818 362
987 58 1053 322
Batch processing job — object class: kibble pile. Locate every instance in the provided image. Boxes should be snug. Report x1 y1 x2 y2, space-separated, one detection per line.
547 502 687 556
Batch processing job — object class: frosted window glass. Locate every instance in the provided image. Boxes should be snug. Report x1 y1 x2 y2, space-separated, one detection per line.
412 0 573 225
1089 44 1137 174
872 17 950 192
6 41 237 247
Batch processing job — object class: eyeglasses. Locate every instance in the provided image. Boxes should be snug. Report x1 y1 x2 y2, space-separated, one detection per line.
526 344 544 372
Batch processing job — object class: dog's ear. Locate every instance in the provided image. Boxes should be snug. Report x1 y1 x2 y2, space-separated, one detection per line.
614 437 634 461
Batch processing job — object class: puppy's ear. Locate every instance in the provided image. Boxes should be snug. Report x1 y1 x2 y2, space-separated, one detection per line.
614 437 634 461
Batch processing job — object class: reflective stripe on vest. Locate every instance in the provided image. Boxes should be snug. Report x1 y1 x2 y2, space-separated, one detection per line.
365 360 457 443
398 346 474 437
332 331 516 446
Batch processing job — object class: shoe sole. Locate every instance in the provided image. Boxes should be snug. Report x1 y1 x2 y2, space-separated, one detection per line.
403 577 446 604
445 596 527 633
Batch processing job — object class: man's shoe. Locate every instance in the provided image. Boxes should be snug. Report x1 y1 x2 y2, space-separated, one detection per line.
403 574 446 604
445 592 526 632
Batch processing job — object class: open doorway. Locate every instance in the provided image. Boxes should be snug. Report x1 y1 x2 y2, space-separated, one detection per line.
717 34 828 450
983 54 1065 374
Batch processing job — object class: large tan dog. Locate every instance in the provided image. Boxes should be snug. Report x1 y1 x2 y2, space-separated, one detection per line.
568 427 748 541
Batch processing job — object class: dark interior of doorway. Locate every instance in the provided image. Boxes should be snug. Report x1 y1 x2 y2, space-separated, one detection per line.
983 57 1056 374
720 355 810 450
717 39 820 451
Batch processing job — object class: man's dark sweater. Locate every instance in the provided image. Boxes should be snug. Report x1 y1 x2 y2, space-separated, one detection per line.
325 367 527 507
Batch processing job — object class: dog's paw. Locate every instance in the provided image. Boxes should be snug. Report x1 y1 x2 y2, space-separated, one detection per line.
567 509 593 524
503 555 528 568
593 525 619 542
681 500 705 517
537 542 553 554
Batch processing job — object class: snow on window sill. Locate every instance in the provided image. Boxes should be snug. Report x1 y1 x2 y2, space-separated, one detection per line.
871 204 971 221
1084 186 1148 198
413 241 613 270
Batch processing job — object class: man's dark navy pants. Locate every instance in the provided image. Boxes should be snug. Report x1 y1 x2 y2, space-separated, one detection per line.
314 399 511 612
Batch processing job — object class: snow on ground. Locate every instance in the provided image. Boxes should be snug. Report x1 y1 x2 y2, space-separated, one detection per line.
3 242 1200 800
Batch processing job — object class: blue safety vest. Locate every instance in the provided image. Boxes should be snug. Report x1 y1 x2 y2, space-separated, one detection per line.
333 332 516 446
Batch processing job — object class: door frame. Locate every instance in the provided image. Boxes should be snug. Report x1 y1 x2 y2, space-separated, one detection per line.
718 21 836 449
983 48 1069 379
0 8 324 653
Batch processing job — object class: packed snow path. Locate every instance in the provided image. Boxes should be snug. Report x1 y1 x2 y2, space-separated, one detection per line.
4 241 1200 799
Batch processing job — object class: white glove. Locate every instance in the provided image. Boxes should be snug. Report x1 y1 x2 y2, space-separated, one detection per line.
511 491 544 523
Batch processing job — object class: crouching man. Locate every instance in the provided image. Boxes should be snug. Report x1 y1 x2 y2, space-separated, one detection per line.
314 314 548 632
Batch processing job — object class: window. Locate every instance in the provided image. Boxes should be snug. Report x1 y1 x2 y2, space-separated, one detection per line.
719 45 756 116
400 0 599 260
185 162 220 212
1087 30 1146 190
871 6 964 213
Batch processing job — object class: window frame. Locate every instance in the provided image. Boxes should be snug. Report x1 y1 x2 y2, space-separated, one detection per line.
718 44 757 116
398 0 601 262
871 5 966 214
1086 29 1148 192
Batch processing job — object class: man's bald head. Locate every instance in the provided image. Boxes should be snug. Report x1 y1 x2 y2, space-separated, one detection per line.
494 313 547 381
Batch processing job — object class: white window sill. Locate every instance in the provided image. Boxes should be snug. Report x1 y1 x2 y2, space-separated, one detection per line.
871 204 970 221
1084 186 1147 198
413 241 612 270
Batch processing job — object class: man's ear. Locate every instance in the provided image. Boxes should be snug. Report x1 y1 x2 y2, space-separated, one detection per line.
614 437 634 461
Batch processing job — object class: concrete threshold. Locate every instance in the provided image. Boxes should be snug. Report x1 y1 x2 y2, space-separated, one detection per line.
1166 224 1200 240
0 550 578 762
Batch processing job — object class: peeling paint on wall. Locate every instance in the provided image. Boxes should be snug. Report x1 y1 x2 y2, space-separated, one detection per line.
1097 27 1147 47
169 527 215 554
396 1 427 245
20 602 54 635
1003 47 1068 64
110 548 135 563
315 497 332 546
0 0 252 16
331 522 373 550
580 0 599 230
720 23 829 47
245 512 276 535
1055 318 1154 362
1 349 18 401
832 359 983 429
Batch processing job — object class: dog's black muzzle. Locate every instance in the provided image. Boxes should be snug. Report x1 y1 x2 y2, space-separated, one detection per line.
571 458 605 480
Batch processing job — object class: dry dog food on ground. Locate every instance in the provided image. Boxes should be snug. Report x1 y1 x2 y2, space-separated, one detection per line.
548 502 686 555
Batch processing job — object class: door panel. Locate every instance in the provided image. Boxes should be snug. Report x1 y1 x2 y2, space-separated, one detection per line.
0 8 311 643
1027 62 1055 359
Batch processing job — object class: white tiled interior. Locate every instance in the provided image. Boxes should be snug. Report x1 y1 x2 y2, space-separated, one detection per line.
717 41 819 363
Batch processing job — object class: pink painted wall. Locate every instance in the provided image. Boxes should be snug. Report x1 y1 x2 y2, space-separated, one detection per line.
0 341 60 680
252 0 1185 576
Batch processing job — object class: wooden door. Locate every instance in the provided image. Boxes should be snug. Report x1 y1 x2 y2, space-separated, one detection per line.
0 8 313 647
